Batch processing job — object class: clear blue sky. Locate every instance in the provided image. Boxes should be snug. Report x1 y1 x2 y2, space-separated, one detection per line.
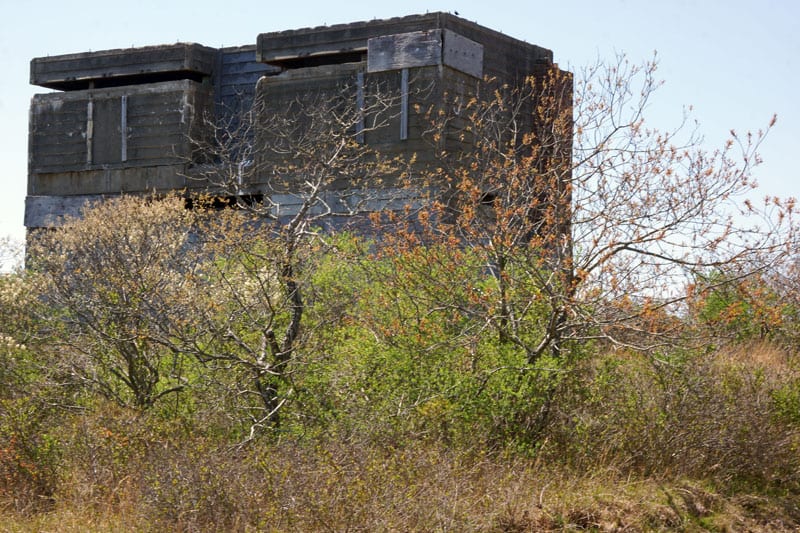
1 0 797 247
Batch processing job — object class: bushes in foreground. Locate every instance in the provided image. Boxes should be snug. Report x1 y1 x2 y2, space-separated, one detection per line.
2 409 798 531
1 342 798 530
545 343 800 487
2 198 799 529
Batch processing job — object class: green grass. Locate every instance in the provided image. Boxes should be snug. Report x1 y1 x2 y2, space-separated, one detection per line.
2 339 799 532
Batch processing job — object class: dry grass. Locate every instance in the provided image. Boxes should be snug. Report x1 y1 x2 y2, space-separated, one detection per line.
1 344 798 531
1 436 798 532
543 342 800 486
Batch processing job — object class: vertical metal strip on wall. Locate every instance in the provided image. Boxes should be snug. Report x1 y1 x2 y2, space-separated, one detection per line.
86 100 94 165
356 72 365 143
120 95 128 162
400 68 409 140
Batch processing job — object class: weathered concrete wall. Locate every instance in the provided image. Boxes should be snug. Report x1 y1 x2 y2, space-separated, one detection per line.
216 45 278 116
25 13 569 231
31 43 217 90
256 12 552 80
29 80 211 178
27 44 222 228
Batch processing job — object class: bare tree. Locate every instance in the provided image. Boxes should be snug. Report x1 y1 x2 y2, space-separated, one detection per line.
382 55 796 363
186 75 411 223
568 56 793 351
0 237 23 273
176 74 414 435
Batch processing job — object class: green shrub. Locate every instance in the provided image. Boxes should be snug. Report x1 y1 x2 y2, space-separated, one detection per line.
0 395 60 513
546 344 800 489
297 242 577 450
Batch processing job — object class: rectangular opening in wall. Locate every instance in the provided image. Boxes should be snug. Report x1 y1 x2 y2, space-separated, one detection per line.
269 51 366 70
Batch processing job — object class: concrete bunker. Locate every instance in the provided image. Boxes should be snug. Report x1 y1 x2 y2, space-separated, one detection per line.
25 13 568 233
